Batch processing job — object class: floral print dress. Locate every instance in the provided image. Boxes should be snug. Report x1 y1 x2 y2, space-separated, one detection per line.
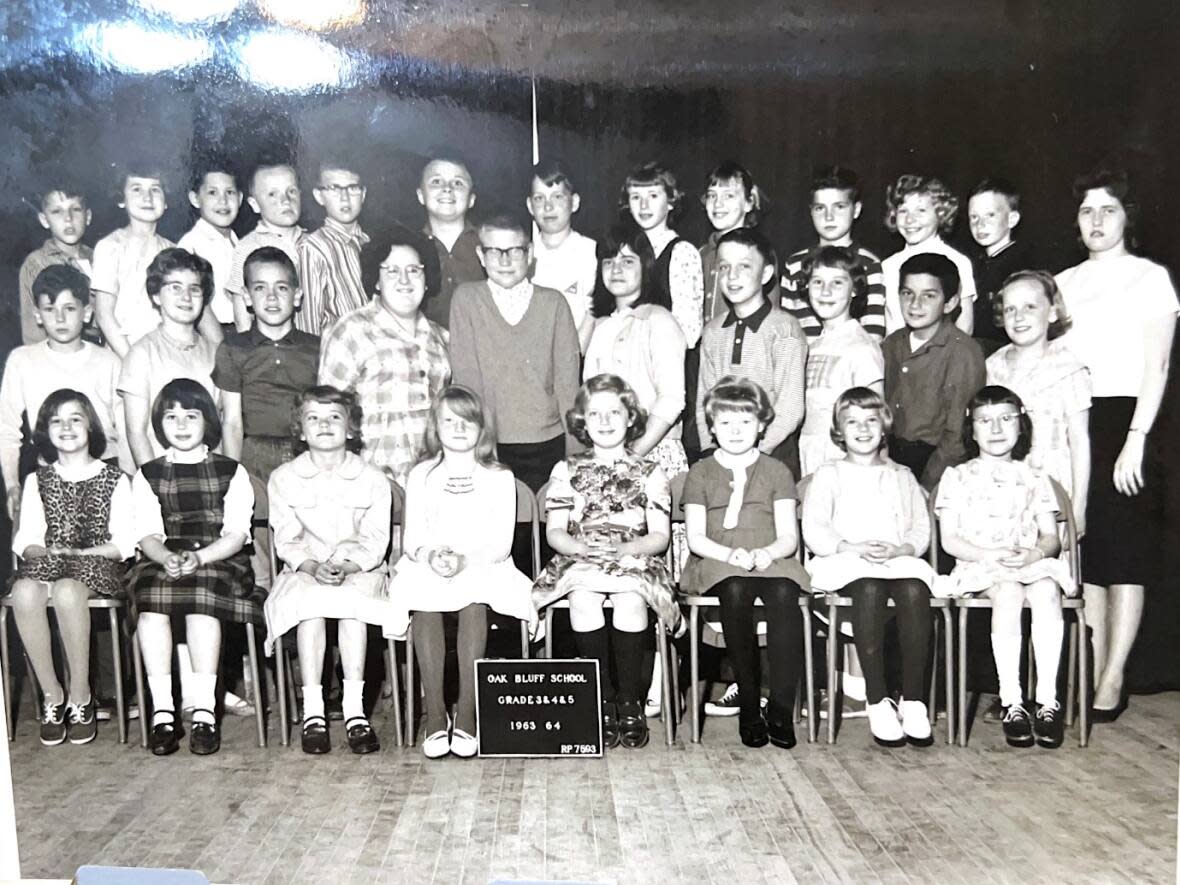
532 452 680 628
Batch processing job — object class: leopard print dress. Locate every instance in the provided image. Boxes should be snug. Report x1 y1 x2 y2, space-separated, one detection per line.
14 462 126 597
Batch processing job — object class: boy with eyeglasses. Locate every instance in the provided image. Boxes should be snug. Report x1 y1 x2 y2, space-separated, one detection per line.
417 153 485 329
449 214 579 493
296 159 370 335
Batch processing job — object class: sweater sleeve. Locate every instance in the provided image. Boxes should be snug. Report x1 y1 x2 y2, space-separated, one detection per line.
900 468 931 556
551 294 581 435
802 465 843 556
696 328 719 448
760 327 807 453
268 469 315 570
219 464 255 539
332 469 392 571
447 287 482 399
647 311 687 426
108 474 138 560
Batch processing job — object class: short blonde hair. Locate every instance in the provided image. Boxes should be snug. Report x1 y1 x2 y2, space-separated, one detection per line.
830 387 893 450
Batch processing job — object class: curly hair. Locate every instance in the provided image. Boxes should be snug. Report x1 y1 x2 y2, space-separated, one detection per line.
290 385 364 454
567 374 647 449
885 174 958 235
702 376 775 436
1072 167 1138 250
33 389 107 463
962 385 1033 461
830 387 893 451
997 269 1072 339
146 247 214 305
800 245 869 321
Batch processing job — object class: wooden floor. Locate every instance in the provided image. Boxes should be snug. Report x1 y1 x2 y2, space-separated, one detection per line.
8 693 1179 884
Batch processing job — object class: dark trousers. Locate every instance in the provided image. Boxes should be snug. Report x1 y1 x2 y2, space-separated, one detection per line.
888 437 935 483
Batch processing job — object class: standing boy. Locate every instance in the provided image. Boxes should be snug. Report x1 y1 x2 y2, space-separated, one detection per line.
297 160 370 335
416 154 484 329
967 178 1036 356
780 166 886 340
227 160 304 332
882 253 985 490
527 159 597 353
697 228 807 462
177 158 244 335
92 164 174 357
18 186 93 345
1 266 126 520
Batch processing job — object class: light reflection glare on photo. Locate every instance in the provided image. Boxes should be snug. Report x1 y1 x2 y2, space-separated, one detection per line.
234 29 357 92
258 0 366 30
136 0 240 24
76 21 213 74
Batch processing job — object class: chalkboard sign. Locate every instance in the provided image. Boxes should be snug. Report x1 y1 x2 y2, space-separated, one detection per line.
475 658 603 757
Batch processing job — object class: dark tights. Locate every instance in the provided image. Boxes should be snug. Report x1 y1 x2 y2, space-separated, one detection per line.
412 605 487 734
843 578 930 704
573 625 647 705
714 576 803 720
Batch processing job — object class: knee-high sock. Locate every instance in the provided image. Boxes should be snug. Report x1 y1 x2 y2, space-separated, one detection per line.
611 626 647 705
574 626 614 703
1031 617 1064 707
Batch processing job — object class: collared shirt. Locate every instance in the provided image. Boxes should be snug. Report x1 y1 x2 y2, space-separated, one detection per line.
488 279 534 326
700 230 783 324
697 301 808 454
318 302 451 484
296 218 371 335
177 218 238 325
779 240 886 339
532 229 597 330
421 224 485 329
227 220 305 297
18 238 94 345
882 318 986 488
91 226 174 344
881 236 977 335
212 325 321 438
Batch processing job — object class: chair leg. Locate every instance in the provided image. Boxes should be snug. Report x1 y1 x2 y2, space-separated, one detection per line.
1065 618 1078 727
385 639 403 748
656 621 674 747
405 623 416 747
689 606 701 743
1026 635 1036 703
802 598 816 743
958 607 969 748
276 633 289 747
544 609 554 659
519 621 529 659
1077 611 1089 748
826 600 838 744
929 615 939 728
943 607 955 746
246 625 266 748
109 608 127 744
1 608 14 741
669 643 680 727
132 629 149 749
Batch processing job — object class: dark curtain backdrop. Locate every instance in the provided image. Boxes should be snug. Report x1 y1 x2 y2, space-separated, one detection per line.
0 1 1177 688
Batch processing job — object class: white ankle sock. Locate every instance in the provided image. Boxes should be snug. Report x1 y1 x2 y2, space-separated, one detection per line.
991 633 1023 708
1031 617 1064 707
177 644 194 710
342 679 365 722
190 673 217 725
843 674 867 702
148 674 174 726
302 685 325 721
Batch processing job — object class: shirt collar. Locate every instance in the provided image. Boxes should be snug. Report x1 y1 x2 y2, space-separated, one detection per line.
254 219 303 240
487 279 534 301
289 450 366 480
369 301 429 339
166 445 210 464
909 318 955 354
191 216 237 245
722 297 773 332
247 324 299 346
322 216 370 247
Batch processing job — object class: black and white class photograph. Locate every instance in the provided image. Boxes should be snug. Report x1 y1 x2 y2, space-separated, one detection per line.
0 1 1177 883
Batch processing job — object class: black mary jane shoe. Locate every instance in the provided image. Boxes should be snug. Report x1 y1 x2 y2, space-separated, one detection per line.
345 717 381 755
602 702 621 750
1091 690 1128 724
189 711 221 756
617 700 650 749
739 714 770 748
148 711 182 757
765 703 797 750
301 716 331 755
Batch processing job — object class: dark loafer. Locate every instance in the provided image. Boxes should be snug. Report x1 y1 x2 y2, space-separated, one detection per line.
739 714 770 748
602 702 621 750
149 712 182 756
617 700 649 749
765 703 797 750
301 716 331 754
345 717 380 755
189 710 220 755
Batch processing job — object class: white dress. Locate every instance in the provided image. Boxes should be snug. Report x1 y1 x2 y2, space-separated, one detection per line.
386 460 536 640
802 459 935 593
263 452 393 654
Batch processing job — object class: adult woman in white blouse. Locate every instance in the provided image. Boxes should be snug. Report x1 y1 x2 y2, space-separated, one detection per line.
1056 169 1178 721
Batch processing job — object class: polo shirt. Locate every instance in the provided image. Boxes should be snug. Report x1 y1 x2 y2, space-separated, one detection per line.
18 238 94 345
212 326 321 438
882 319 985 488
421 224 484 329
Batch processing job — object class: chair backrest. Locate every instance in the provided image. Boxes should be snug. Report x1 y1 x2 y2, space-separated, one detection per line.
515 476 541 579
535 480 551 524
668 470 687 521
795 473 811 564
926 481 940 570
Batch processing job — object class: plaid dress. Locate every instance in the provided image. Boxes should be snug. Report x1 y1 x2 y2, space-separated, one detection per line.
126 453 261 625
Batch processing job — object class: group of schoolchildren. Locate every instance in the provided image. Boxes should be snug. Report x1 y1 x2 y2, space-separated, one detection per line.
0 147 1158 762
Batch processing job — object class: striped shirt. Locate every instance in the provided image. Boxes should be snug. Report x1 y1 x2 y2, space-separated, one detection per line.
296 218 371 335
317 302 451 484
18 239 94 345
696 299 808 454
779 241 886 340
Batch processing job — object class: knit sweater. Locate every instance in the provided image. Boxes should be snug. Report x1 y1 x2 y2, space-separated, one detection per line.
449 281 580 444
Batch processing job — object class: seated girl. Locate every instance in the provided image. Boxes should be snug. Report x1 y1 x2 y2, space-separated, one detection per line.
681 377 810 749
264 386 393 756
9 389 136 746
802 387 936 747
533 374 680 749
388 385 536 759
126 378 258 757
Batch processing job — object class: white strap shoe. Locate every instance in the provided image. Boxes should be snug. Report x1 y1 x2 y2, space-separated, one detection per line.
899 700 933 746
866 698 905 747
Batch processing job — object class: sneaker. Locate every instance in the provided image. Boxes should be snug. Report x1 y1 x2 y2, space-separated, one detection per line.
1001 704 1035 748
1034 702 1064 749
39 698 67 746
705 683 742 717
899 700 933 747
866 698 905 747
644 697 662 718
66 697 98 745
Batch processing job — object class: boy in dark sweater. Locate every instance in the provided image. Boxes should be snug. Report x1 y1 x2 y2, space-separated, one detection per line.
967 178 1036 356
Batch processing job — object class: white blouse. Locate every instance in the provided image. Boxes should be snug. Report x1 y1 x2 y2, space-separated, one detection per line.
131 447 255 544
